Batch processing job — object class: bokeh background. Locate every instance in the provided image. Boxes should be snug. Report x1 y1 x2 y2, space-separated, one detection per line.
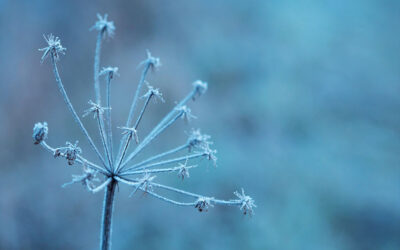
1 0 399 249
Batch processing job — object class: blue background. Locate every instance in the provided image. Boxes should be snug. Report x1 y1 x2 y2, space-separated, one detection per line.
0 0 399 249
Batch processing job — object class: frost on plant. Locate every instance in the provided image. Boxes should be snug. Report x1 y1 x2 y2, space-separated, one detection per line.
33 14 255 250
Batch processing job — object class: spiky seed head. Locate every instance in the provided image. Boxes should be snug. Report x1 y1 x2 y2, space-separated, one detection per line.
187 129 212 152
119 126 140 144
91 14 115 38
33 122 48 144
142 82 165 103
100 66 119 79
234 188 256 216
39 34 66 63
176 105 196 123
195 197 214 212
83 100 109 118
192 80 208 100
202 146 218 167
138 50 161 71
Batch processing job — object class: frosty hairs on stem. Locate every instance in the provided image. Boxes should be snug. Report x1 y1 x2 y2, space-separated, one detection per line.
33 14 256 250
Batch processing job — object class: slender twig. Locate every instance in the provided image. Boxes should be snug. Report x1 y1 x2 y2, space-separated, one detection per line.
121 143 188 172
40 141 108 175
118 110 185 171
121 153 205 175
105 74 114 166
94 32 102 104
91 178 112 193
120 165 198 176
115 90 154 170
96 112 113 171
115 62 151 169
49 54 108 168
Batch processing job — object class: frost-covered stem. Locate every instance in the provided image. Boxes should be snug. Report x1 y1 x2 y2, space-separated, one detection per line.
150 182 242 206
96 112 112 171
120 165 197 176
115 91 153 170
94 32 102 104
117 88 197 170
40 141 108 174
134 91 152 130
116 64 151 167
92 178 112 193
121 152 204 174
93 32 113 169
142 189 197 206
100 178 117 250
149 88 197 138
118 110 184 171
125 63 150 129
49 54 107 168
105 75 114 166
121 143 188 172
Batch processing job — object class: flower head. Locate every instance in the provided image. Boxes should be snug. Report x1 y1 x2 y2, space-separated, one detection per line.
32 122 48 144
91 14 115 38
138 50 161 71
142 82 164 103
83 100 109 118
100 66 119 79
63 166 99 190
119 126 139 144
176 158 195 180
54 141 82 165
39 34 66 63
176 105 197 123
195 197 214 212
187 129 212 152
202 146 218 167
192 80 208 100
234 188 256 216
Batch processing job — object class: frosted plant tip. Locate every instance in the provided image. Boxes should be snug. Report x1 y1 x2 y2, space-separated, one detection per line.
39 34 66 63
195 197 214 212
33 122 48 144
91 13 115 38
193 80 208 99
100 67 119 79
142 82 165 103
138 50 161 70
187 129 212 152
234 188 256 216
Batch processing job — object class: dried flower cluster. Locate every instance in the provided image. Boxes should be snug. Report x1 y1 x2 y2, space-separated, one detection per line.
33 14 255 250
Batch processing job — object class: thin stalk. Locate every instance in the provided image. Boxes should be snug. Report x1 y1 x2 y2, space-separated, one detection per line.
94 32 102 104
93 32 113 170
96 112 113 170
121 152 205 174
117 87 198 170
118 110 184 171
115 92 153 170
40 141 108 175
116 64 151 168
148 88 197 139
50 54 107 168
100 179 117 250
106 75 114 166
120 143 188 173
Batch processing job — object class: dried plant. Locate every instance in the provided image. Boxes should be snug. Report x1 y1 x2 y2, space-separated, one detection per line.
33 14 255 250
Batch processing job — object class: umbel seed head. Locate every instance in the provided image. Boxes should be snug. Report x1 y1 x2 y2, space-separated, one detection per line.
33 122 48 144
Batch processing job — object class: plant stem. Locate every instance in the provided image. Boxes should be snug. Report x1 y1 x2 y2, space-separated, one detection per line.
50 54 108 169
100 178 117 250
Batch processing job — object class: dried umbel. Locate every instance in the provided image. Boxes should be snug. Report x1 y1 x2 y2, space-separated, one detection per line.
33 13 255 250
32 122 48 144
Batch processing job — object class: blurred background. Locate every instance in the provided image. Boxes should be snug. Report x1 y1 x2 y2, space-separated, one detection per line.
0 0 399 249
